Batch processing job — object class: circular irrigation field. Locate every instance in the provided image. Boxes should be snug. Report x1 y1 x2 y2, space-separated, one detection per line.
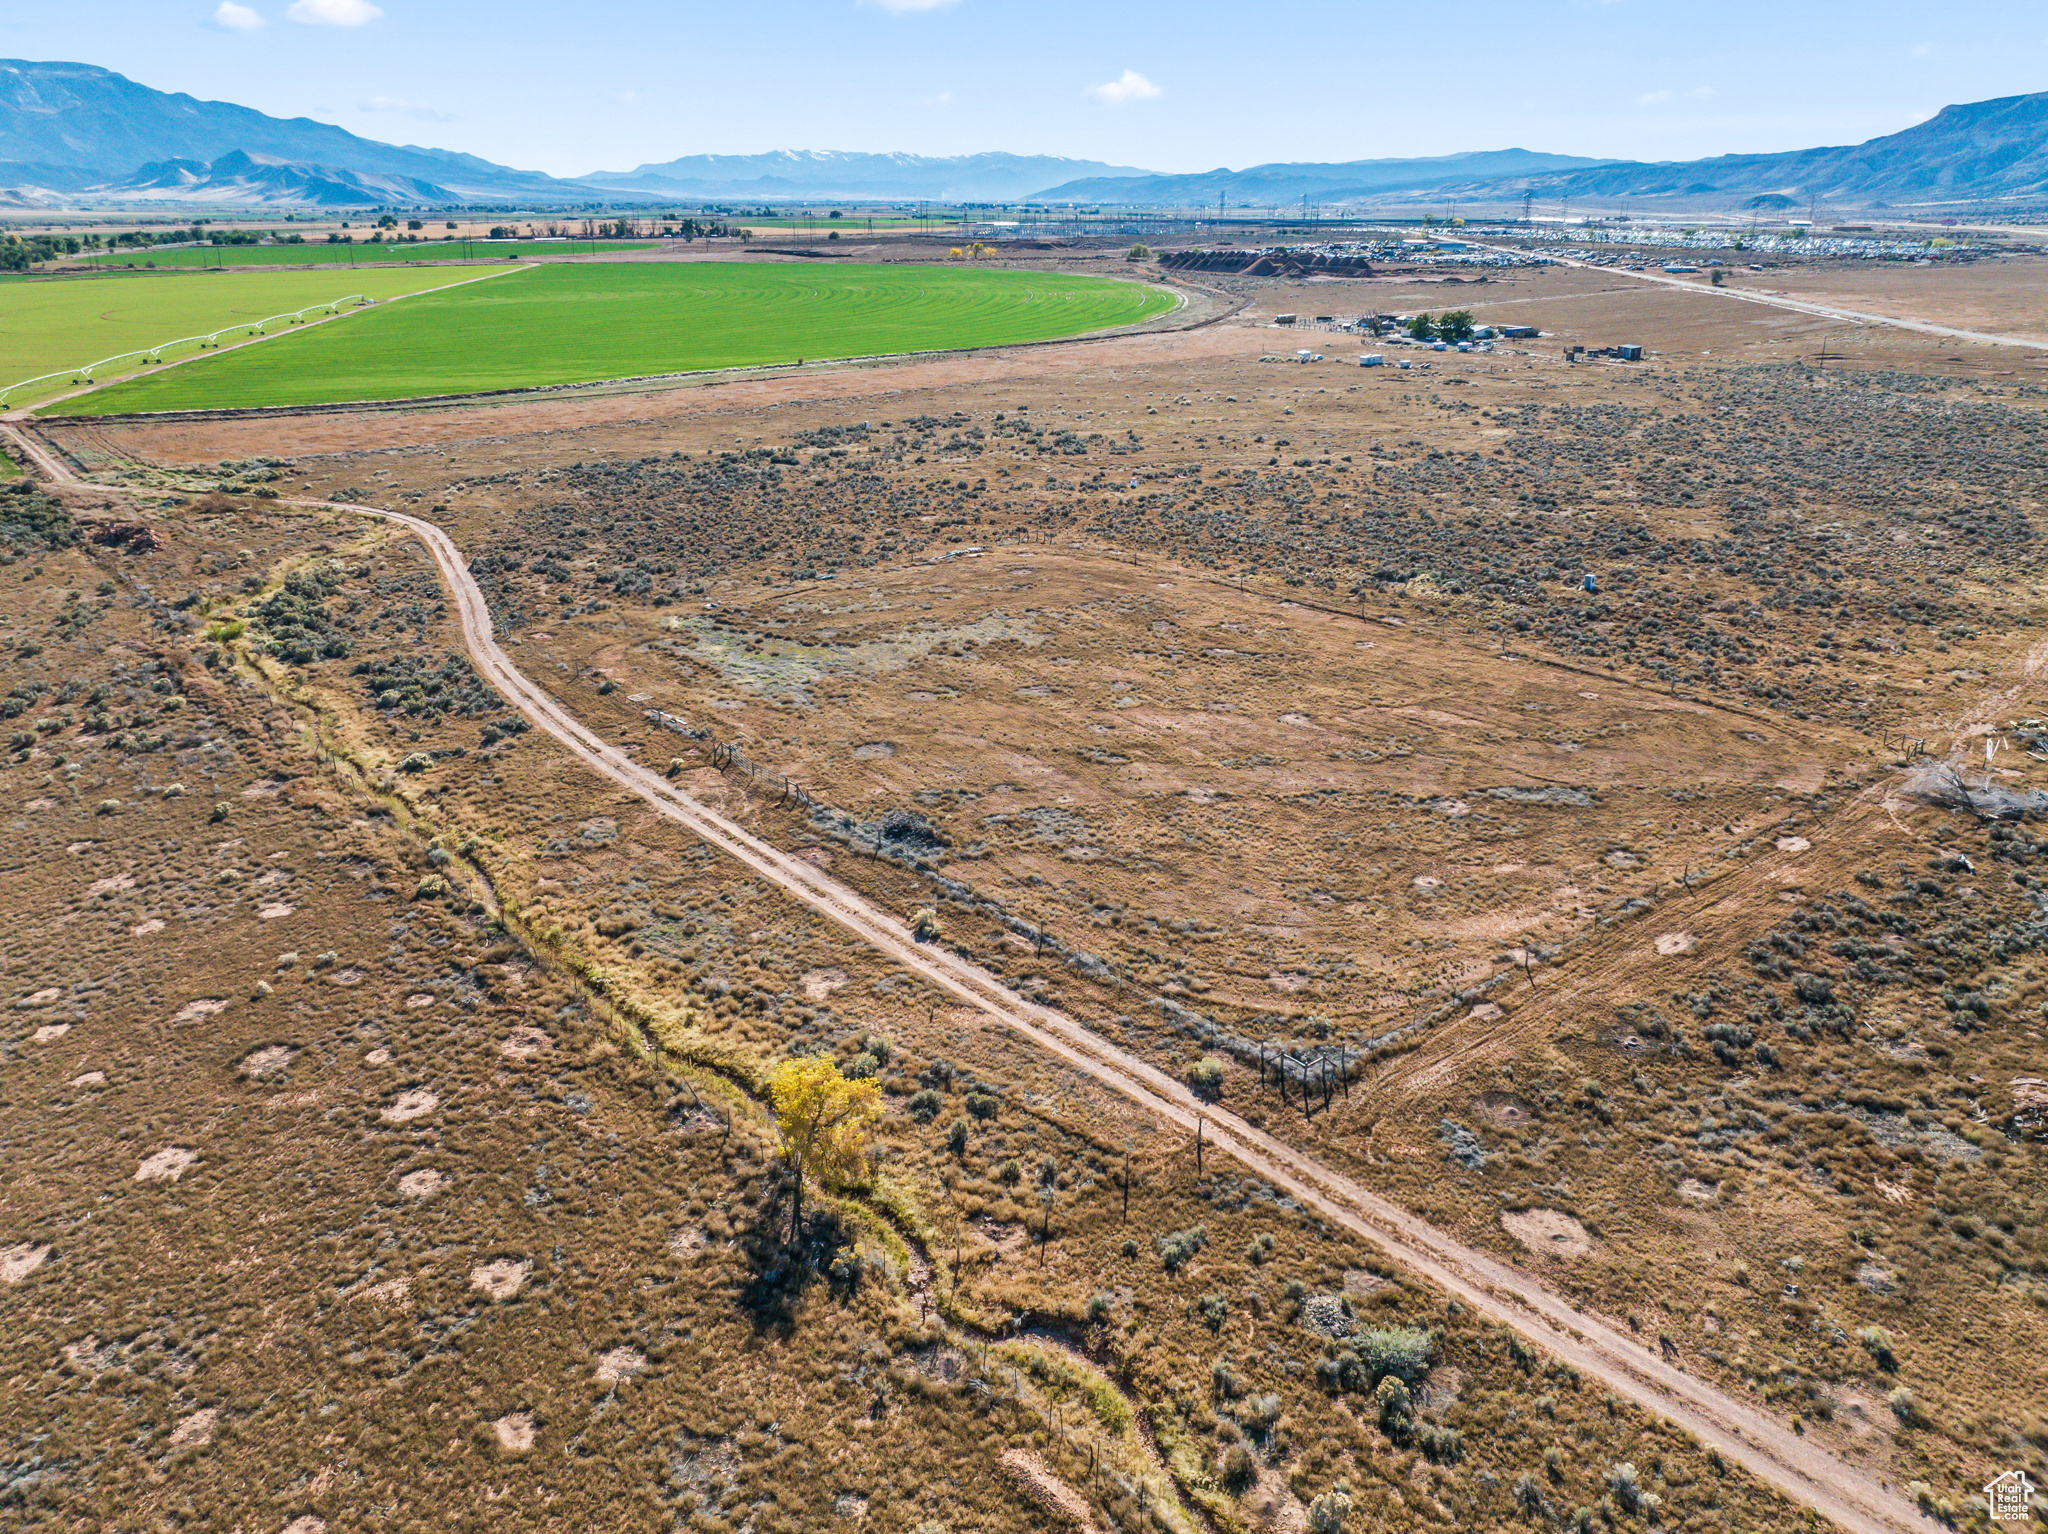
63 261 1179 414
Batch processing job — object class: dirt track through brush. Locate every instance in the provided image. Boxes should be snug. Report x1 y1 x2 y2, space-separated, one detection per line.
15 436 1926 1534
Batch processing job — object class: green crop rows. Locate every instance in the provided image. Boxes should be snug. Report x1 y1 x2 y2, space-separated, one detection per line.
0 267 505 409
63 262 1178 414
77 240 655 271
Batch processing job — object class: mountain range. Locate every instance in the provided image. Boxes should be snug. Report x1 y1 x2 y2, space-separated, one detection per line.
1038 92 2048 210
2 58 2046 212
585 150 1156 203
0 59 581 203
1028 149 1608 206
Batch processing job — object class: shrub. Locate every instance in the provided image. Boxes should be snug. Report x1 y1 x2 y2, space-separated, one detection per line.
1086 1292 1110 1323
1857 1324 1897 1371
843 1052 879 1079
1375 1375 1412 1439
965 1092 999 1121
1604 1462 1658 1517
910 906 941 942
1219 1443 1256 1492
1120 1237 1138 1259
1240 1393 1281 1432
1417 1423 1462 1464
945 1118 969 1153
1357 1326 1434 1385
1888 1386 1918 1424
1198 1293 1228 1332
1159 1225 1207 1272
1514 1473 1552 1519
1307 1486 1352 1532
1186 1055 1225 1100
996 1158 1022 1186
907 1088 942 1122
1791 972 1835 1005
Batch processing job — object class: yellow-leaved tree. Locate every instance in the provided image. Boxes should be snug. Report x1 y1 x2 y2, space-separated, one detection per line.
768 1056 881 1246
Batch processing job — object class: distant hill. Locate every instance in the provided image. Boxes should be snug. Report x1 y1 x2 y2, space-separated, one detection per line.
1028 149 1610 206
586 150 1159 203
109 150 460 207
1514 91 2048 206
0 59 603 204
1028 95 2048 210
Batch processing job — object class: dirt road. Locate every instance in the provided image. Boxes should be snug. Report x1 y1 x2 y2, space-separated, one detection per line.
13 432 1922 1534
363 501 1918 1534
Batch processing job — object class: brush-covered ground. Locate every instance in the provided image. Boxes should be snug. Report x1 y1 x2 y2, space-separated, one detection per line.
26 255 2048 1529
0 479 1813 1534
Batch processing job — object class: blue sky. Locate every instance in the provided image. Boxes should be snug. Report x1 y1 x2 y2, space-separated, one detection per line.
4 1 2044 178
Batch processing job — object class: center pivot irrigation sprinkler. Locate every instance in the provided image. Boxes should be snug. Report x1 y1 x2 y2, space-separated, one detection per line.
0 294 369 410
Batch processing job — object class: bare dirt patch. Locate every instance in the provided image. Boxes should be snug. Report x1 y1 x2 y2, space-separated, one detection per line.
1500 1208 1594 1259
134 1148 198 1183
802 967 849 1002
397 1167 447 1199
595 1346 647 1384
1 1243 52 1284
167 1407 218 1450
470 1258 531 1301
379 1088 438 1122
239 1044 292 1077
492 1412 536 1453
499 1025 550 1060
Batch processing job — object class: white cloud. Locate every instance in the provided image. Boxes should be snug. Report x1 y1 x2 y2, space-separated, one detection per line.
209 2 263 29
1086 69 1161 106
1635 85 1714 107
922 89 954 107
1911 41 1933 57
361 95 453 122
287 0 382 25
868 0 959 11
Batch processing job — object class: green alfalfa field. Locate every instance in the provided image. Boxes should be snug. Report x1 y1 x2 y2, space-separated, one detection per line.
76 238 656 270
59 261 1180 413
0 265 505 409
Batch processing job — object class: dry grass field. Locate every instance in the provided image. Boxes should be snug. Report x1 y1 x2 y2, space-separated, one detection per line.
11 245 2048 1532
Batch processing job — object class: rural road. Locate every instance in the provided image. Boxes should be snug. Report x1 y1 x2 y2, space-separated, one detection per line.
13 432 1923 1534
1480 239 2048 352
